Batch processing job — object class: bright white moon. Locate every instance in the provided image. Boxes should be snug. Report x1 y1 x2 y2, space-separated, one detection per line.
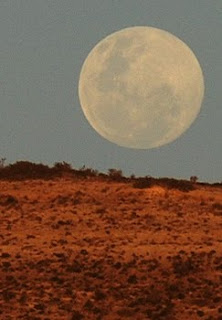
78 26 204 149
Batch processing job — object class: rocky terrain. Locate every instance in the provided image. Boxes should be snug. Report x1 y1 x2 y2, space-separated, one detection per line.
0 174 222 319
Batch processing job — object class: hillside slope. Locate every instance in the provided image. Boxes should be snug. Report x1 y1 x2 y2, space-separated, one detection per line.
0 178 222 319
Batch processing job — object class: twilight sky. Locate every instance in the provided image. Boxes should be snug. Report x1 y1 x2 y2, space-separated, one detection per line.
0 0 221 182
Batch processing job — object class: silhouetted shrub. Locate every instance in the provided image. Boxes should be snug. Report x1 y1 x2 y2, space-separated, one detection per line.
53 161 72 172
132 177 154 189
107 168 123 181
98 172 108 179
190 176 198 183
0 161 53 180
158 178 195 192
132 176 194 192
78 166 98 178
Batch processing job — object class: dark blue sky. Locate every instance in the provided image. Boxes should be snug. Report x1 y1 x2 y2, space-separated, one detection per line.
0 0 221 182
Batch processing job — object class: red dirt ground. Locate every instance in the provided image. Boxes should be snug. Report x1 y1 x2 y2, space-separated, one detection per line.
0 177 222 319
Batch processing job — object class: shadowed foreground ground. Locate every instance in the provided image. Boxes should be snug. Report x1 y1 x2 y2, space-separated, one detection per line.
0 177 222 319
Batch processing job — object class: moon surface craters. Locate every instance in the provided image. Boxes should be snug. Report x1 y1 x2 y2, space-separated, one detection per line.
79 27 204 149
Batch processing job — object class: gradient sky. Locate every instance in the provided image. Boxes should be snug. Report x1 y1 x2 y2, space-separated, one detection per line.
0 0 221 182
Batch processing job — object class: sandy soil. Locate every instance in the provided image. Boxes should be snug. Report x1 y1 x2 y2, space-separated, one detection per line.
0 177 222 319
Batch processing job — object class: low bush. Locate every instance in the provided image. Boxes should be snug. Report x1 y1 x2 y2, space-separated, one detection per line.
158 178 195 192
107 169 124 181
0 161 53 180
132 177 154 189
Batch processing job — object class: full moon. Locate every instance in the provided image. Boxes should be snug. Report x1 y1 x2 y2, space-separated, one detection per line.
78 26 204 149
